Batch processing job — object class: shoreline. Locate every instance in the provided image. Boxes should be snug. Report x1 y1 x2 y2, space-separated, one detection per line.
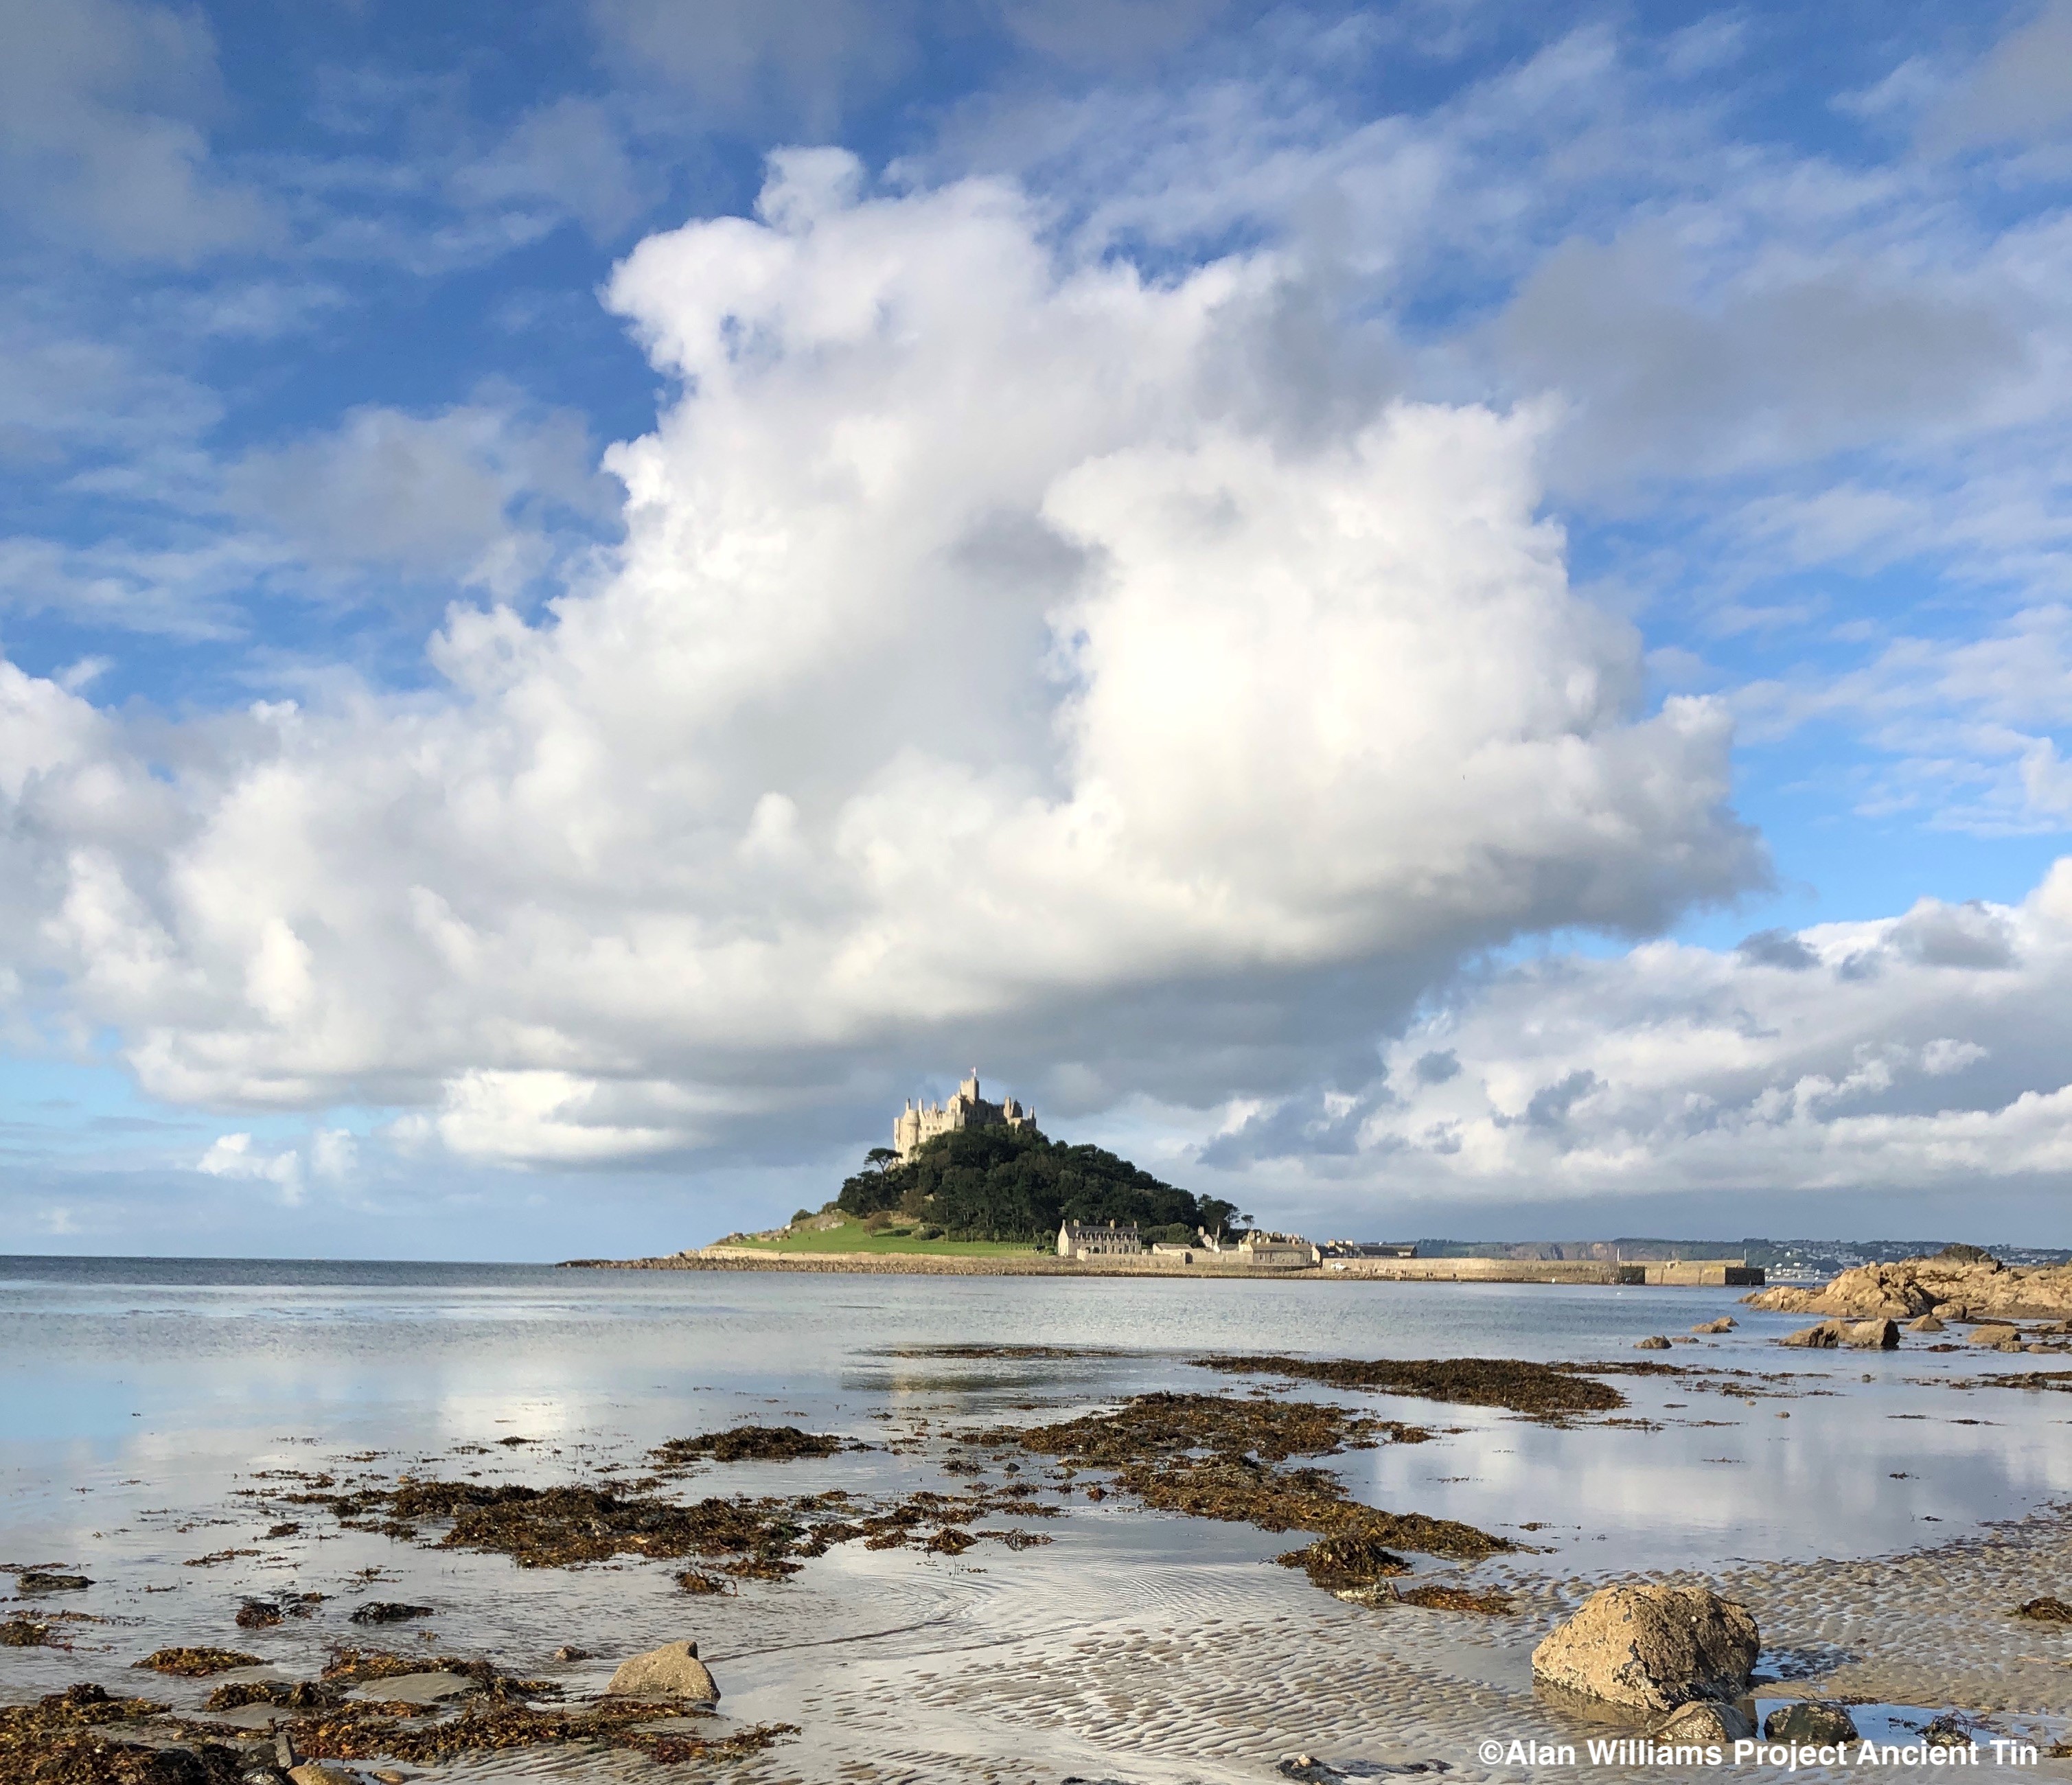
560 1247 1762 1285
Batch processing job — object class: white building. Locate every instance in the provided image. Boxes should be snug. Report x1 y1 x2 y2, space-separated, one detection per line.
1058 1219 1142 1259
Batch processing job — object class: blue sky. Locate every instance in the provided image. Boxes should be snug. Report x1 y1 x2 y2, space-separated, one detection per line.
4 0 2072 1258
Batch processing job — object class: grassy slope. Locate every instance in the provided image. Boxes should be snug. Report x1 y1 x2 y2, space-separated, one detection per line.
721 1214 1043 1257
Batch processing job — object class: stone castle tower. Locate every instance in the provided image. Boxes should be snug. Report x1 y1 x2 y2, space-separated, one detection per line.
893 1070 1039 1164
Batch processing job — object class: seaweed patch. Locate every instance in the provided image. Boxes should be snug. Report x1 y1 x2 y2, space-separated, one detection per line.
1000 1391 1508 1567
1190 1355 1626 1417
651 1425 844 1466
133 1649 264 1678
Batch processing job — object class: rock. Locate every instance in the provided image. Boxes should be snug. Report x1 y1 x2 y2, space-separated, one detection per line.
553 1645 592 1661
16 1570 93 1593
1907 1314 1945 1333
1843 1319 1900 1350
1530 1583 1758 1712
1658 1700 1754 1742
288 1766 364 1785
344 1670 471 1705
1779 1322 1843 1348
1969 1324 2021 1350
1690 1317 1736 1335
1764 1702 1858 1742
604 1639 720 1702
1634 1336 1672 1350
1743 1251 2072 1322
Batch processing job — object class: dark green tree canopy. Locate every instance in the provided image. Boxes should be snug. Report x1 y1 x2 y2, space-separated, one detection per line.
836 1127 1236 1244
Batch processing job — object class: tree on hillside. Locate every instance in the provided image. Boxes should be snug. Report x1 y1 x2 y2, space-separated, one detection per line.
833 1127 1236 1243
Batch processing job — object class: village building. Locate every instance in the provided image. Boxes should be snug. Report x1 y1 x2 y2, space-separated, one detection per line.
894 1070 1039 1164
1233 1230 1321 1268
1321 1241 1418 1260
1058 1220 1142 1259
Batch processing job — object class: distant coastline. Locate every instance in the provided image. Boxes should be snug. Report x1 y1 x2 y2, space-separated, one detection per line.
557 1247 1761 1285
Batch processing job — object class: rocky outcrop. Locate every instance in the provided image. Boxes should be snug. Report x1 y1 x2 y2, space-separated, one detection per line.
1745 1250 2072 1321
1530 1584 1758 1712
1690 1317 1736 1335
605 1639 720 1701
1780 1317 1901 1350
1634 1336 1672 1350
1907 1314 1945 1333
1970 1324 2021 1350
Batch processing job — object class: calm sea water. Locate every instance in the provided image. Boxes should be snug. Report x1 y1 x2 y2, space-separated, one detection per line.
7 1253 2072 1784
5 1254 2067 1571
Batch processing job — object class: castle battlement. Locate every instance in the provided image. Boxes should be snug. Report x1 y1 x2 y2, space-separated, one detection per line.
895 1070 1039 1163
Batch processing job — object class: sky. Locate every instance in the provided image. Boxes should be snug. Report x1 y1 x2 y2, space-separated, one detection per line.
3 0 2072 1258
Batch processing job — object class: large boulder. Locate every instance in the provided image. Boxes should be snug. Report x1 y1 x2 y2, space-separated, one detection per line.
1843 1319 1900 1350
1779 1322 1843 1348
1531 1585 1758 1713
605 1639 720 1702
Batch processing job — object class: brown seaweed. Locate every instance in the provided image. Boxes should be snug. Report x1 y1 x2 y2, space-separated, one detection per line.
132 1651 263 1679
0 1683 202 1785
347 1601 433 1625
1191 1355 1626 1416
1004 1392 1508 1565
203 1679 342 1712
1276 1530 1410 1590
1006 1391 1426 1465
2015 1596 2072 1622
651 1425 843 1466
1396 1582 1516 1613
280 1695 795 1766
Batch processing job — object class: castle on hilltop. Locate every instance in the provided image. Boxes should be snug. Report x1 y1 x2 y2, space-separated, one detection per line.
894 1070 1039 1164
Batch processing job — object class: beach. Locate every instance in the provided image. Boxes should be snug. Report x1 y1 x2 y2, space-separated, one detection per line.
5 1259 2071 1782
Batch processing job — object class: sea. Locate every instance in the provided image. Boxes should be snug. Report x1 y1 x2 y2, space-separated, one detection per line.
4 1256 2069 1780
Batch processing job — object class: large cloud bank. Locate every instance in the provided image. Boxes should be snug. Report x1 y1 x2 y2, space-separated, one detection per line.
0 152 1756 1164
1209 863 2072 1202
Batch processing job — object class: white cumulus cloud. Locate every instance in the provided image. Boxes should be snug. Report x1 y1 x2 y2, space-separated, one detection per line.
196 1131 303 1203
0 151 1758 1164
1208 859 2072 1204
